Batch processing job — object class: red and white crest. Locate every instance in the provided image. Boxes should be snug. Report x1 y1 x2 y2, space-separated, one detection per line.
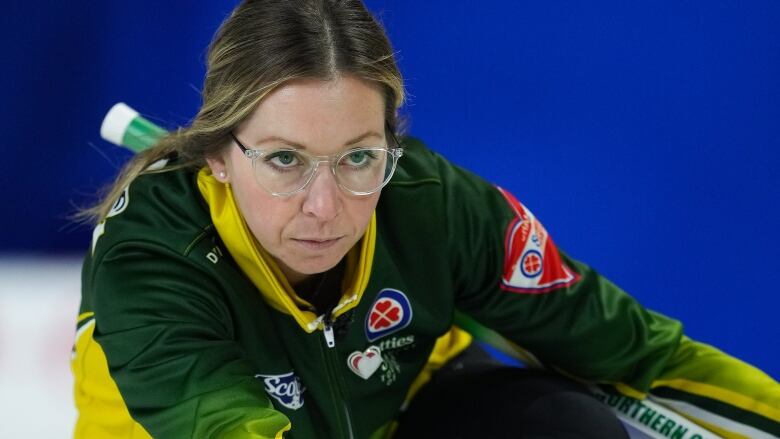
497 187 580 294
365 289 412 342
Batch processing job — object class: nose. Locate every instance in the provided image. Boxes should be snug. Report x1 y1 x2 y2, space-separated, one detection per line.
301 164 342 221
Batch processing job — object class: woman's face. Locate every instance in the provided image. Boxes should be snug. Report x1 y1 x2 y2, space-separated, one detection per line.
208 75 386 286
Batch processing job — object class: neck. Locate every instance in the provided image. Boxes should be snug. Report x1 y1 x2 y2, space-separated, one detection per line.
293 272 325 295
290 259 347 314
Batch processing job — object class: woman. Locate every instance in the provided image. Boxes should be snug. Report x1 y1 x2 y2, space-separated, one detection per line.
73 0 779 438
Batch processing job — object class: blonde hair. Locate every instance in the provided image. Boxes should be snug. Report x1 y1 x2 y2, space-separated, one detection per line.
83 0 404 223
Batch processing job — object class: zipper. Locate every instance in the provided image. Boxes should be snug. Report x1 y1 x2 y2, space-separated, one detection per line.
320 309 355 438
323 314 336 347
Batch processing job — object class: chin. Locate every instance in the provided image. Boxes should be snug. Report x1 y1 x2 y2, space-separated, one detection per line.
284 251 344 277
276 237 357 282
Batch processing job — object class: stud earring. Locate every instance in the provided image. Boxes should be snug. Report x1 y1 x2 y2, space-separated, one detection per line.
218 171 226 179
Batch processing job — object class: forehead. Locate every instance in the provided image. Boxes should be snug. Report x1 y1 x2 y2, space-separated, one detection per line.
237 75 386 152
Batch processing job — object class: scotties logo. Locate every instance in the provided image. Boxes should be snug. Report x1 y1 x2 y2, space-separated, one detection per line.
254 372 306 410
365 289 412 342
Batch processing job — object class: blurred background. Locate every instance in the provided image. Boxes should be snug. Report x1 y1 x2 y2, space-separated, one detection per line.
1 0 778 436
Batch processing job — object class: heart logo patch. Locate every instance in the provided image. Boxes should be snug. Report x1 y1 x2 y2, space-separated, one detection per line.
365 289 412 342
347 346 383 380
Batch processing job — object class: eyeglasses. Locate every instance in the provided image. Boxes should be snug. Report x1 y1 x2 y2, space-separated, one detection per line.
229 123 404 197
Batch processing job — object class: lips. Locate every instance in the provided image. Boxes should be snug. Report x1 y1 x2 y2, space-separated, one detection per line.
291 237 343 251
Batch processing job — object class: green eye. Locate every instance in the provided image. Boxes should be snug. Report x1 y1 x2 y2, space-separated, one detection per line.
348 150 368 164
266 151 299 168
344 149 378 167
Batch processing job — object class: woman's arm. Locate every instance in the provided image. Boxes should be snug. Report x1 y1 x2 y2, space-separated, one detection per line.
76 242 290 438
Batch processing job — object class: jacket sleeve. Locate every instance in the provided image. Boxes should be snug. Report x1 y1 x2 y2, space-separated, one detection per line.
437 153 780 438
88 241 291 439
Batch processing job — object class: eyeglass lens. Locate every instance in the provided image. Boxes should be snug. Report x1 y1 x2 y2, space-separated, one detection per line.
252 147 394 195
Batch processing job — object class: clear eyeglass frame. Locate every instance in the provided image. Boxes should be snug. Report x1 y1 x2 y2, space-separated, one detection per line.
229 122 404 197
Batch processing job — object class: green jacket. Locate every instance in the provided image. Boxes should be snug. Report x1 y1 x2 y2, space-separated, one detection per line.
74 138 779 438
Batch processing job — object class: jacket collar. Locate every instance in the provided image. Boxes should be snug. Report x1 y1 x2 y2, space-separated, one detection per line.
196 168 375 332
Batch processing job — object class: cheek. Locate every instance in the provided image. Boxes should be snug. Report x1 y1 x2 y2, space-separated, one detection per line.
345 193 381 232
230 177 292 245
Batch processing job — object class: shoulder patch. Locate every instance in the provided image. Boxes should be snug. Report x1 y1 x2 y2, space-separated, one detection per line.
107 186 129 218
91 186 129 254
497 187 580 294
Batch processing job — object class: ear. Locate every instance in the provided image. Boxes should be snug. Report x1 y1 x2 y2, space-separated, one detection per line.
205 155 230 183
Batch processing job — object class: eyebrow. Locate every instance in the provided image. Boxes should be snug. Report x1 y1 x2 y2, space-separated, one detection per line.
252 130 384 149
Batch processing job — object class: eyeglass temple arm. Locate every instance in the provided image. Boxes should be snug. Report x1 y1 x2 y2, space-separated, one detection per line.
229 132 250 154
385 121 403 152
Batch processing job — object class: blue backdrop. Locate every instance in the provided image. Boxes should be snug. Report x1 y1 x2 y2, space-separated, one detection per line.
3 1 777 377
